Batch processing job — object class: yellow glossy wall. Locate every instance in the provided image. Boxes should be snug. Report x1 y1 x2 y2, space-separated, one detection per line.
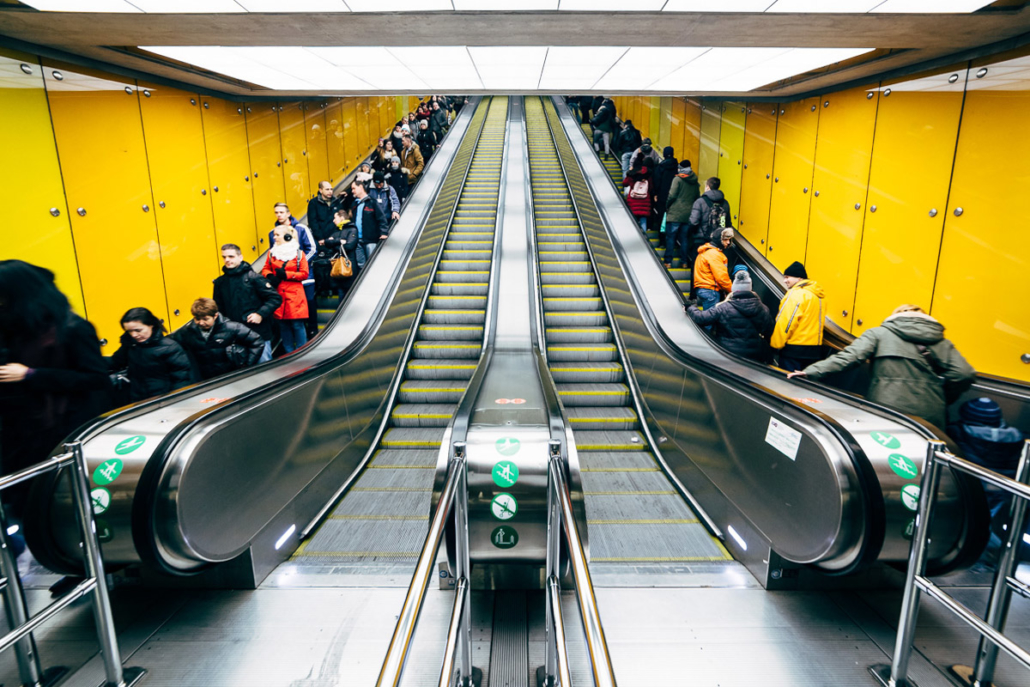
717 101 746 225
734 54 1030 381
2 50 403 350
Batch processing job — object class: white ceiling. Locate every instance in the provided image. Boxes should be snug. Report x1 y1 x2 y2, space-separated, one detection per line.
140 45 872 92
18 0 999 13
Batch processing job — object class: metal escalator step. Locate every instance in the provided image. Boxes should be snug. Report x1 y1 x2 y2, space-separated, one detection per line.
370 449 439 468
294 519 426 561
418 324 483 340
435 270 490 283
411 342 481 359
427 295 488 309
537 242 585 252
431 282 488 297
546 344 616 362
549 362 623 383
421 309 486 325
380 427 448 449
439 259 491 271
576 451 657 470
543 297 602 311
541 284 600 298
580 470 677 495
397 380 468 403
556 383 630 406
584 494 697 523
539 250 588 261
331 490 431 518
543 311 608 327
544 327 611 343
406 358 478 380
573 430 646 451
446 240 494 250
442 249 493 260
588 522 730 563
390 403 456 428
566 407 637 430
540 271 594 285
539 261 591 272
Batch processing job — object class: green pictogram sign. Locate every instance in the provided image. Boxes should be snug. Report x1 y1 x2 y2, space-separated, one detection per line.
495 437 521 457
902 519 916 541
888 454 919 480
901 484 921 512
491 493 518 521
114 435 146 455
491 525 519 549
93 459 123 486
871 431 901 450
91 487 111 515
96 518 113 543
492 461 520 488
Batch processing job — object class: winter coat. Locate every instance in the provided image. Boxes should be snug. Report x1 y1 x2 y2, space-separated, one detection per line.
352 196 390 244
212 261 282 342
370 183 400 216
430 107 449 137
687 291 774 361
400 144 425 185
417 127 438 159
692 243 732 293
770 279 825 356
654 157 679 214
666 169 701 223
630 147 662 172
591 99 617 134
615 127 642 157
948 421 1025 514
0 314 110 482
387 168 410 202
109 330 195 402
268 218 317 289
325 221 358 257
622 167 654 218
262 252 310 321
688 189 733 237
389 132 406 155
306 195 340 243
803 312 976 428
169 314 265 380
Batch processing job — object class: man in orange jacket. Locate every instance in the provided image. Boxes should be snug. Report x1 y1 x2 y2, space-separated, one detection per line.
693 228 734 314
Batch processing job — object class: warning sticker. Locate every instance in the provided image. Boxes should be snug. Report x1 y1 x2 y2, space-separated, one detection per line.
491 493 518 521
492 526 519 549
888 454 919 480
901 484 921 511
93 459 123 486
765 418 802 461
91 487 111 515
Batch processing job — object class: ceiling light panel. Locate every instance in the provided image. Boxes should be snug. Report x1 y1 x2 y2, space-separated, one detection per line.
558 0 666 9
595 46 709 90
345 0 453 10
21 0 140 11
129 0 245 11
453 1 559 8
662 0 774 11
766 0 880 11
236 1 352 11
872 0 994 12
540 46 626 86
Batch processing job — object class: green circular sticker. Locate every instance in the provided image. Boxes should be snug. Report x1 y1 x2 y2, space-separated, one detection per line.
901 484 921 512
491 493 518 521
114 435 146 455
888 454 919 480
902 519 916 541
871 431 901 450
90 487 111 515
96 518 113 543
495 437 521 457
491 525 519 550
492 461 520 488
93 459 124 486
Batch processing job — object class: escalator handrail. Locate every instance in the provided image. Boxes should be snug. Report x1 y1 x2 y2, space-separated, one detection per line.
544 97 890 573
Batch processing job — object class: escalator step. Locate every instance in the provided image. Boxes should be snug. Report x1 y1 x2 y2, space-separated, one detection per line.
576 451 657 470
539 260 591 272
543 311 608 326
390 403 457 428
548 362 624 383
418 324 484 340
542 297 602 311
435 270 491 283
556 383 630 406
566 407 637 429
411 342 481 359
405 359 478 380
546 344 616 362
427 295 488 310
541 284 600 298
543 326 611 343
420 309 486 325
430 282 489 296
370 449 439 468
380 427 448 449
397 380 467 403
573 430 647 451
540 271 594 285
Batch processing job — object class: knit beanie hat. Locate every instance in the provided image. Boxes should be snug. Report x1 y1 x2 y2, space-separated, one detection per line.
959 397 1003 427
720 228 735 242
641 143 653 154
732 264 749 277
373 171 386 183
731 270 752 293
663 146 674 159
784 261 807 279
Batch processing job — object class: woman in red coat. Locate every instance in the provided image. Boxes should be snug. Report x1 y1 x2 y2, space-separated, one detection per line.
263 226 310 353
623 160 654 233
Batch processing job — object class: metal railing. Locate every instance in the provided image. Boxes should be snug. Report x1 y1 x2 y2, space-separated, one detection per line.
376 441 473 687
543 439 617 687
0 442 144 687
871 440 1030 687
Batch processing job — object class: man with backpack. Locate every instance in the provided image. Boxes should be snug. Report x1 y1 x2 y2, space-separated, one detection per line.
688 177 734 280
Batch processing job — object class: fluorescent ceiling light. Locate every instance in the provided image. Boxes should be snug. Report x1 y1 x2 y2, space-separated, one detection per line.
651 47 869 91
129 0 243 11
872 0 994 11
468 46 548 65
22 0 139 11
345 0 452 10
595 47 708 90
453 1 559 8
558 0 666 9
237 0 351 11
662 0 774 11
767 0 880 11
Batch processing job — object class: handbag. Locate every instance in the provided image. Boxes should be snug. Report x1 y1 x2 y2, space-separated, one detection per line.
331 249 353 278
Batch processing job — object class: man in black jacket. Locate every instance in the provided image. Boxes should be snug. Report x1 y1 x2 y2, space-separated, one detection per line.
351 180 389 269
430 100 448 139
212 244 282 362
171 299 265 380
306 181 340 244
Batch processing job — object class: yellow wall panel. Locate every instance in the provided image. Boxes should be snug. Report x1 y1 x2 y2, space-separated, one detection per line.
304 103 330 192
325 100 347 181
245 102 285 246
852 70 966 336
717 101 746 224
201 97 260 262
766 97 820 270
139 83 219 331
278 102 310 214
681 99 702 170
355 97 371 162
649 96 661 144
737 103 777 246
698 101 722 183
658 96 672 150
44 65 165 349
932 59 1030 381
342 98 358 167
0 52 84 316
805 86 879 331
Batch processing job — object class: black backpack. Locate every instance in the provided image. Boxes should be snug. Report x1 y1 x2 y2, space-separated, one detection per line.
701 196 731 241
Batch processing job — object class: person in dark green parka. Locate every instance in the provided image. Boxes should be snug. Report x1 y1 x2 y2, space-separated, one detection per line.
787 304 976 428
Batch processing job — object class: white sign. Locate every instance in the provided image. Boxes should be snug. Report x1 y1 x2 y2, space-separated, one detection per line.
765 417 802 461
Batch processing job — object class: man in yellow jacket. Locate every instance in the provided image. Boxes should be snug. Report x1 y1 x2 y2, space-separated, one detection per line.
771 261 825 372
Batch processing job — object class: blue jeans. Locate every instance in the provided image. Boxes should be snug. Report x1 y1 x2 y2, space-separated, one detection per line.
258 339 273 363
665 221 688 265
621 151 633 179
280 320 308 353
696 288 720 311
635 216 648 232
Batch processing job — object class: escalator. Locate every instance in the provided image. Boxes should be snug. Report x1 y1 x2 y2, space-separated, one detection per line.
528 97 731 567
293 96 508 565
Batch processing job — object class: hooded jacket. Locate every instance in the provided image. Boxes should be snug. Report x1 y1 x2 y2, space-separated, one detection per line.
109 330 195 402
947 421 1024 514
615 126 642 156
687 291 774 361
803 312 976 428
400 143 425 185
654 156 679 212
590 99 616 133
688 188 733 237
666 167 701 223
169 314 265 380
262 248 310 321
692 243 732 293
212 261 283 342
622 166 654 217
771 279 825 355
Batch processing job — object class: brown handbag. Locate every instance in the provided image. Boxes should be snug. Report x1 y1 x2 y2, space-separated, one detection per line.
330 249 353 278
